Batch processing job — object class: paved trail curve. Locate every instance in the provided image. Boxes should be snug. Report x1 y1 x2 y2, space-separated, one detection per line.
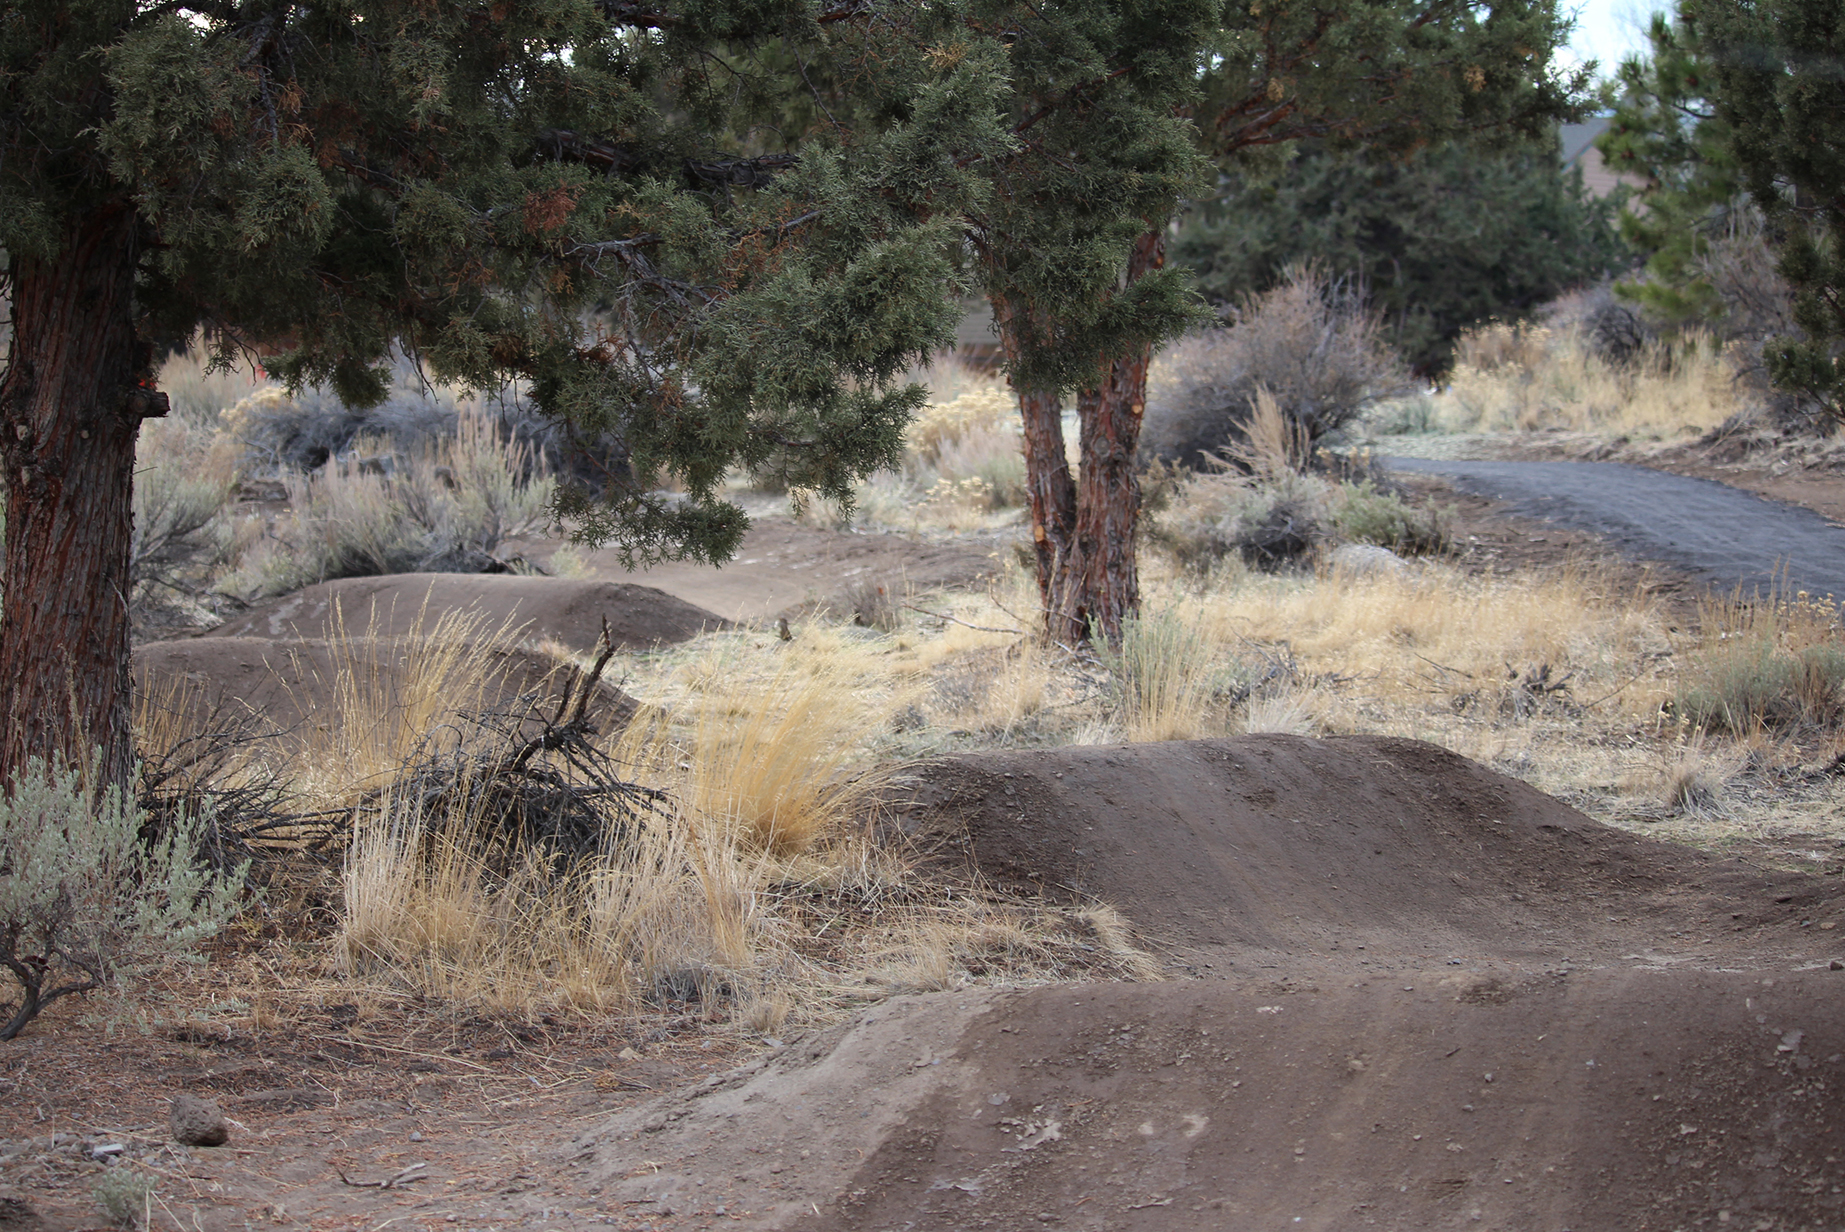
1385 456 1845 599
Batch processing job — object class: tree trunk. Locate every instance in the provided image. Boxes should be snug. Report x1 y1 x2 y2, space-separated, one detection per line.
997 230 1165 644
993 293 1080 639
0 211 148 789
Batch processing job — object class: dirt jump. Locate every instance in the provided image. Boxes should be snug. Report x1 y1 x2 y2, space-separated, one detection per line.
1384 456 1845 601
581 736 1845 1231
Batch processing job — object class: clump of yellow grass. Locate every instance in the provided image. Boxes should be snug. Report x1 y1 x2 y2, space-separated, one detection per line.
1183 559 1674 719
1435 321 1734 438
283 597 531 808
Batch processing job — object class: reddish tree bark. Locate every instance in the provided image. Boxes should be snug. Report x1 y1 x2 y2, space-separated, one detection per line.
998 229 1165 644
0 211 151 788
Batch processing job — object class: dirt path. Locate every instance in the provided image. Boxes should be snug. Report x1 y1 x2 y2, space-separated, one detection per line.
503 516 1002 625
1384 456 1845 601
574 736 1845 1232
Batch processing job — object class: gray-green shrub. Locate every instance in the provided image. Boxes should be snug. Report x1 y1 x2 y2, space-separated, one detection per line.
0 756 242 1039
1675 636 1845 734
1329 481 1450 555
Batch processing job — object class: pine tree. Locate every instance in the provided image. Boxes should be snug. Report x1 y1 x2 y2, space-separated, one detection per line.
1593 6 1744 328
1175 137 1629 376
1687 0 1845 418
985 0 1589 643
0 0 1013 787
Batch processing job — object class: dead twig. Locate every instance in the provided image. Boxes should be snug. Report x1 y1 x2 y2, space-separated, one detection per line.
1578 662 1652 711
337 1161 429 1190
1411 651 1474 679
902 604 1024 636
311 1034 495 1073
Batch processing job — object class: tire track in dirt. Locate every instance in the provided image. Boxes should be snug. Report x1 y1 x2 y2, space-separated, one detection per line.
1385 456 1845 600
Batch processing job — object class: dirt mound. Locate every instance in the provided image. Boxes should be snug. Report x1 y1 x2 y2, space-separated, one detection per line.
579 736 1845 1230
134 636 634 735
506 517 1002 624
898 735 1834 968
202 574 726 653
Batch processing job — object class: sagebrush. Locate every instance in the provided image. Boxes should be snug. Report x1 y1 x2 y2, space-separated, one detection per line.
0 755 242 1039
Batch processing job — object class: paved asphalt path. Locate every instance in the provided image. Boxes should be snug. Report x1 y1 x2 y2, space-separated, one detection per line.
1383 456 1845 601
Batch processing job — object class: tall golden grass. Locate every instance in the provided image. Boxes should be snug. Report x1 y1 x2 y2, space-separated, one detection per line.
1433 321 1734 437
281 597 529 807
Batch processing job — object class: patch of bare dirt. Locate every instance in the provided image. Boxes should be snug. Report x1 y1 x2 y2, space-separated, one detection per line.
0 966 740 1232
8 736 1845 1230
503 515 1003 625
133 637 637 735
201 575 728 653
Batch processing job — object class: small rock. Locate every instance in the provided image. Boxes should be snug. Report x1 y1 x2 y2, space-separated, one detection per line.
170 1093 229 1147
617 1046 642 1062
88 1142 125 1160
1831 959 1844 971
1328 543 1410 580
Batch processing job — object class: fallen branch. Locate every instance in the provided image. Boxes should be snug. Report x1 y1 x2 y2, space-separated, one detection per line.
902 604 1024 636
337 1161 429 1190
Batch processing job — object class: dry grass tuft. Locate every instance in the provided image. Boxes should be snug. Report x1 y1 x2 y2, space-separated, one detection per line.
1674 584 1845 736
1111 606 1218 742
284 598 531 809
221 403 554 599
1429 321 1735 438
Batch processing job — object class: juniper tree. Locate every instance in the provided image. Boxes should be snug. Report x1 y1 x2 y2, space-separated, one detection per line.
1688 0 1845 418
983 0 1589 643
0 0 1011 788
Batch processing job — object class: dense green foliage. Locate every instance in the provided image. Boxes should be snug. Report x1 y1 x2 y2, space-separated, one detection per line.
967 0 1215 396
1594 7 1745 329
1198 1 1586 161
1 0 1015 564
1174 139 1629 374
1688 0 1845 417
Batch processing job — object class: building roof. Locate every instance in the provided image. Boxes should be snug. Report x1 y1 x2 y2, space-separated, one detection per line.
1560 115 1615 169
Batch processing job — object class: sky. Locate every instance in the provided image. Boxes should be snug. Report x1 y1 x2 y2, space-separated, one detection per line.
1561 0 1661 78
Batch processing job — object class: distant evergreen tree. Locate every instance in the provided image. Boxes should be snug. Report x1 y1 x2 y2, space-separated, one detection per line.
1594 6 1745 328
1174 138 1629 375
1688 0 1845 418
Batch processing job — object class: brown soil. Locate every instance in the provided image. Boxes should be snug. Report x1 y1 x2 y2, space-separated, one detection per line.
133 637 637 736
575 736 1845 1231
6 737 1845 1230
203 574 729 654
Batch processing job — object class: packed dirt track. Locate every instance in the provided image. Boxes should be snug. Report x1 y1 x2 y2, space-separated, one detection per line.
584 737 1845 1231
